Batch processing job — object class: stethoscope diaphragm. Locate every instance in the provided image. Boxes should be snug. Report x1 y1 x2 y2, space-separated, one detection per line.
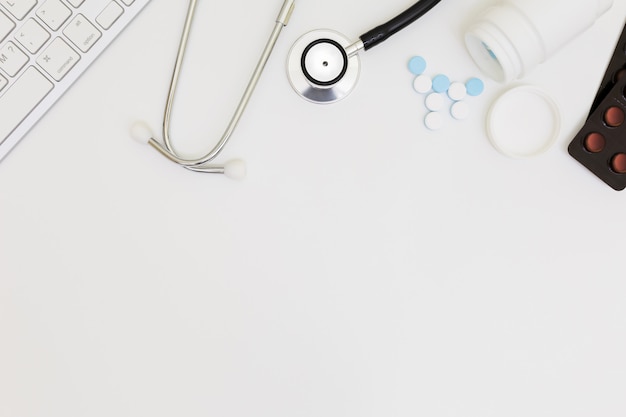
287 29 361 104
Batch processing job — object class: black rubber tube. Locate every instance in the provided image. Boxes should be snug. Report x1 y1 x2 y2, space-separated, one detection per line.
360 0 442 50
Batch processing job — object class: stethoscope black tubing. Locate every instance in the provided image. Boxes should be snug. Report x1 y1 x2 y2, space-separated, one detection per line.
359 0 442 50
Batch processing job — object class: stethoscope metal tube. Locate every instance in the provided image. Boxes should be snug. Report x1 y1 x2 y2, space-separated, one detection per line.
135 0 295 178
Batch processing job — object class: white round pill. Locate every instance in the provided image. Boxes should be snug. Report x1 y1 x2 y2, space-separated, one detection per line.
425 112 444 131
425 93 445 111
413 75 432 94
448 82 467 101
451 101 470 120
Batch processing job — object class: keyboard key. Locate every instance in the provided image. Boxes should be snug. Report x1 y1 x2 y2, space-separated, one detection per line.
0 10 15 42
15 18 50 53
96 1 123 30
36 37 79 81
0 66 53 145
0 0 152 162
0 41 29 76
63 14 100 53
36 0 71 30
0 0 37 20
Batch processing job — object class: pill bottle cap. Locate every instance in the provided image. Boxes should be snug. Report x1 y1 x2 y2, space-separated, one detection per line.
486 85 561 158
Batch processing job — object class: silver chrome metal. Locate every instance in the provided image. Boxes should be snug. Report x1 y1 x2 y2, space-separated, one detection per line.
146 0 294 173
345 40 364 58
287 29 361 104
277 0 295 25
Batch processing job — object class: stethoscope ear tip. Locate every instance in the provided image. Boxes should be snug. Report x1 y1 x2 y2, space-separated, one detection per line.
130 121 155 145
224 159 247 180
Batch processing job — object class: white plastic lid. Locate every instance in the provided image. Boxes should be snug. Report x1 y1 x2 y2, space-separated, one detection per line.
486 85 561 158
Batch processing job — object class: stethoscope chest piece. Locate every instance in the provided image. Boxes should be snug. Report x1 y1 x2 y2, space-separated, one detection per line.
287 29 360 104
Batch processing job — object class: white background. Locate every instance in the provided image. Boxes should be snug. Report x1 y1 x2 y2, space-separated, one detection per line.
1 0 626 416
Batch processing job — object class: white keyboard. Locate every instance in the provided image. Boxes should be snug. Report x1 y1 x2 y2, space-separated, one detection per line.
0 0 151 161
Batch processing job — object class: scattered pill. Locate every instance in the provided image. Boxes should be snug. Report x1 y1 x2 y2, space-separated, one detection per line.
406 57 485 131
425 93 445 111
466 77 485 96
448 82 467 101
425 112 444 131
413 75 432 94
451 101 470 120
432 74 451 93
408 56 427 75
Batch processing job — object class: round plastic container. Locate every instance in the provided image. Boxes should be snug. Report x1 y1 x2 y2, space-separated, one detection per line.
465 0 613 82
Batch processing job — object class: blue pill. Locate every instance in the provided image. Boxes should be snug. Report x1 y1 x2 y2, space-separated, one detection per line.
466 78 485 96
408 56 427 75
432 74 451 93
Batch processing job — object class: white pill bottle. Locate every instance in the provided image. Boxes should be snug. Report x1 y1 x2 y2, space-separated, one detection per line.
465 0 613 82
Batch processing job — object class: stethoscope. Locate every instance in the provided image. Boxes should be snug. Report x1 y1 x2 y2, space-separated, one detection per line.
286 0 441 104
132 0 441 178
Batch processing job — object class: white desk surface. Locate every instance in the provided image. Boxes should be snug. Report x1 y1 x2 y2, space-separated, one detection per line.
2 0 626 416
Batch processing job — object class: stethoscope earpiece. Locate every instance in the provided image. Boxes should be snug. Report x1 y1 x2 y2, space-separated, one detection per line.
222 159 247 180
130 121 154 145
